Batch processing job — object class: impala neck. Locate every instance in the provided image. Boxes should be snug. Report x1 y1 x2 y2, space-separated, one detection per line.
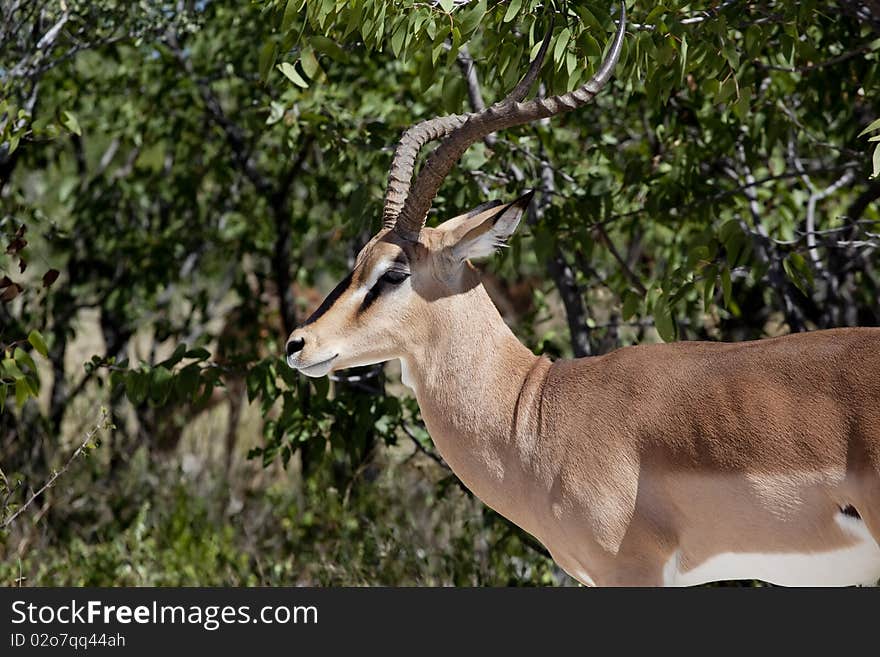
401 280 550 527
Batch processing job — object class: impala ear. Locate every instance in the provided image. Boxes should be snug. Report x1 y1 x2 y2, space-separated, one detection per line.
443 191 534 262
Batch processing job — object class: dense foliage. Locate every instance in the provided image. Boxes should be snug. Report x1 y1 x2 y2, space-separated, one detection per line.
1 0 878 585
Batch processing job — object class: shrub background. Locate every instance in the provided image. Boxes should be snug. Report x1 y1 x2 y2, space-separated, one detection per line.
1 0 878 585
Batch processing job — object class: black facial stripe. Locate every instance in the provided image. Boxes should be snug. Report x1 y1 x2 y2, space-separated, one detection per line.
357 269 408 316
301 271 354 326
358 285 380 315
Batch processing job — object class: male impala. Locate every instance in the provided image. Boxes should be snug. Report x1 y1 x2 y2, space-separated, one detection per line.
285 8 880 586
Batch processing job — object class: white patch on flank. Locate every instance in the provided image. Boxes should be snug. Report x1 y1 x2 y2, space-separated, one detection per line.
662 549 682 586
745 470 844 518
663 513 880 586
398 358 415 392
573 569 596 587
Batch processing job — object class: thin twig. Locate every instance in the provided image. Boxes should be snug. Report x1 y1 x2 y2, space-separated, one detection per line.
1 410 108 529
806 170 856 270
760 45 872 73
400 422 447 468
594 222 647 295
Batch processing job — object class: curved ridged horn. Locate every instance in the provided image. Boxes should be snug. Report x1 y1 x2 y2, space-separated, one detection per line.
387 3 626 240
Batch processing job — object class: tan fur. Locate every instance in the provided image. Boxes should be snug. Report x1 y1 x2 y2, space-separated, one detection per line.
286 209 880 587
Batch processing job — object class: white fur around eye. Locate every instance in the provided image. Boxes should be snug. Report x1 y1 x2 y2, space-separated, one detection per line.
359 258 393 294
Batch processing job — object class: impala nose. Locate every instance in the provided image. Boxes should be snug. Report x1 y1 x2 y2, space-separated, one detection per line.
286 337 305 359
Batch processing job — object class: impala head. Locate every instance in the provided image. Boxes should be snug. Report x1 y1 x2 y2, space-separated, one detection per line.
285 194 534 376
285 5 626 377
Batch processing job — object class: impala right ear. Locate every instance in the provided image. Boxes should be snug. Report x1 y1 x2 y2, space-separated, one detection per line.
443 191 534 262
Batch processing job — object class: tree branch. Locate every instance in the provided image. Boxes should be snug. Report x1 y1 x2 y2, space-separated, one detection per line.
1 409 109 530
727 145 808 331
805 170 856 270
271 137 314 336
166 31 273 198
594 222 647 296
846 180 880 224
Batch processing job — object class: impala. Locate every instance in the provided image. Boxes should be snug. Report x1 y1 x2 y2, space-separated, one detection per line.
285 8 880 586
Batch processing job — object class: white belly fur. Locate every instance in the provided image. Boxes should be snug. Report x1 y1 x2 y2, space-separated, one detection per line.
664 514 880 587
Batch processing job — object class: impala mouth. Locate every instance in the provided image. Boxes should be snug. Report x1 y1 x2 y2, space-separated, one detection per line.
293 354 339 377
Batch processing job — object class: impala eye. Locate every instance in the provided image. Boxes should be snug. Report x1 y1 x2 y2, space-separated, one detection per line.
380 269 409 285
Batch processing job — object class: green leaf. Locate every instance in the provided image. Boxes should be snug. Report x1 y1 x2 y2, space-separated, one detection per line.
645 283 662 314
343 1 364 37
721 266 732 308
530 38 544 61
438 0 454 12
198 368 222 406
446 27 462 69
783 253 813 295
686 245 711 269
669 281 694 306
679 34 688 86
149 366 174 405
503 0 522 23
718 218 741 243
719 219 747 265
458 0 486 36
565 51 577 77
310 35 346 61
62 111 81 136
744 25 762 57
2 358 25 380
299 47 321 78
653 298 677 343
858 117 880 137
246 363 265 403
258 41 278 82
554 28 571 66
313 375 329 401
125 371 149 406
279 62 309 88
419 51 435 92
872 143 880 179
175 364 201 400
733 87 752 121
621 290 640 321
13 347 36 376
703 273 717 309
721 41 739 69
573 6 602 33
391 21 406 57
27 330 48 357
440 72 465 113
316 0 335 29
159 343 187 369
282 0 300 32
580 32 601 59
716 77 736 104
14 378 29 407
